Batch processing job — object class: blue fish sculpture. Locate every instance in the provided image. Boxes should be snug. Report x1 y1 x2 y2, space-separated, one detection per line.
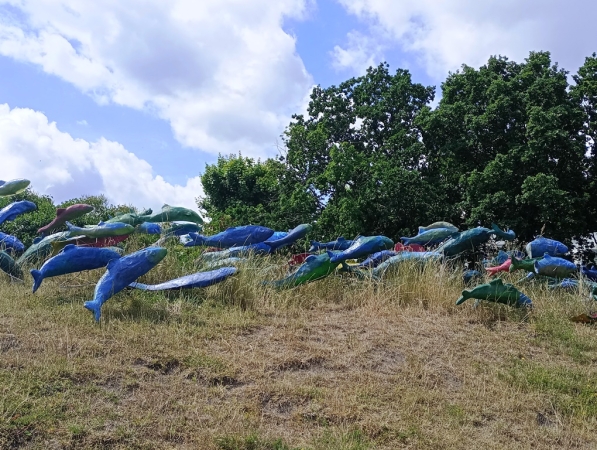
264 224 312 251
163 221 202 237
372 251 442 278
357 250 398 269
309 237 355 252
84 247 168 321
581 265 597 282
200 242 272 262
0 200 37 225
137 222 162 235
30 245 122 293
129 267 237 291
328 236 394 263
0 250 23 279
0 232 24 254
533 254 577 278
463 269 483 285
401 227 454 246
435 224 515 257
486 250 526 267
66 221 134 238
418 221 459 234
184 225 274 248
547 278 581 291
526 237 568 258
270 231 289 241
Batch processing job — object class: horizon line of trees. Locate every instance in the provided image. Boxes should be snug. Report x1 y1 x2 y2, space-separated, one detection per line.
198 51 597 247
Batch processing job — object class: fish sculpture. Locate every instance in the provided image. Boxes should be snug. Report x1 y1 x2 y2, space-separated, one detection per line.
136 222 162 235
309 237 355 252
265 253 340 289
199 242 272 262
372 251 442 278
50 234 130 256
526 237 568 258
435 224 515 257
184 225 274 248
129 267 237 291
0 250 23 279
140 204 203 224
533 254 577 278
270 231 289 241
546 278 595 291
417 221 459 234
65 221 134 239
486 259 512 276
463 270 483 285
0 232 24 254
394 242 425 252
163 221 201 237
38 204 94 235
328 236 394 263
84 247 168 321
581 265 597 282
486 250 525 267
456 278 532 308
30 245 122 293
264 224 312 251
0 179 30 196
0 200 37 226
105 211 147 226
401 227 454 246
357 250 398 269
509 256 543 273
16 232 71 267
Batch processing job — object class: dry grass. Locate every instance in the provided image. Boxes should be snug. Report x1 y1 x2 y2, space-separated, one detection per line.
1 238 597 449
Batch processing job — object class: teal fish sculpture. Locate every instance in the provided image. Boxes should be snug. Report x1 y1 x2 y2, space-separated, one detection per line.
66 221 134 238
265 253 340 289
0 179 30 196
0 250 23 279
401 227 454 246
372 251 442 278
105 211 147 226
436 224 515 257
16 232 71 267
456 278 532 308
417 221 458 234
140 204 203 224
328 236 394 263
84 247 168 321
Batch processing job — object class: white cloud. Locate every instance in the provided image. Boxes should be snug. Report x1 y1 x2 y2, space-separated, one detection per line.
0 103 204 212
336 0 597 79
0 0 314 158
76 119 87 126
331 30 385 75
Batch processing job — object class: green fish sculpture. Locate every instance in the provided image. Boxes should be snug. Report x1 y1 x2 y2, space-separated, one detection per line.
509 256 543 273
16 232 71 267
0 179 30 197
456 278 532 308
265 253 340 289
140 204 203 224
0 250 23 279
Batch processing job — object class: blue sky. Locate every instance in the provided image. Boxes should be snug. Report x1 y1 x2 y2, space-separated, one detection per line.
0 0 595 211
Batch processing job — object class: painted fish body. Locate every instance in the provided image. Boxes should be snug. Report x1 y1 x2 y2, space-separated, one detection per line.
357 250 398 269
30 245 122 293
456 278 532 308
129 267 237 291
264 224 312 251
16 232 71 267
372 251 442 278
105 212 146 226
463 270 483 285
401 227 454 246
199 242 272 262
163 221 201 236
309 237 355 252
328 236 394 263
270 231 289 241
267 253 340 289
38 204 94 235
184 225 274 248
436 224 515 257
533 254 577 278
581 265 597 282
0 250 23 279
509 256 543 273
486 259 512 275
137 222 162 235
66 221 134 238
417 221 459 234
526 237 568 258
0 232 24 254
0 200 37 225
140 204 203 224
0 179 30 196
84 247 168 321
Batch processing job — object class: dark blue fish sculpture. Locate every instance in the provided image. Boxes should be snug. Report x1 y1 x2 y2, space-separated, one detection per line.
0 200 37 226
435 224 515 257
401 227 454 246
137 222 162 235
129 267 237 291
0 250 23 279
163 221 202 237
533 254 577 278
357 250 397 269
581 265 597 282
264 224 312 251
526 237 568 258
0 232 24 254
372 251 442 278
184 225 274 248
328 236 394 263
84 247 167 321
309 237 355 252
30 245 123 293
463 269 483 285
200 242 272 262
270 231 289 241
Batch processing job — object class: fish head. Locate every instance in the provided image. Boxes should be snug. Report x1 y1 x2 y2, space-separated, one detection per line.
144 247 168 264
555 242 569 255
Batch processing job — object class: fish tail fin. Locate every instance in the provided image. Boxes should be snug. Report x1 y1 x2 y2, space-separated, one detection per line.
491 223 516 240
30 269 43 293
456 290 471 305
84 300 102 322
486 266 497 275
308 241 319 251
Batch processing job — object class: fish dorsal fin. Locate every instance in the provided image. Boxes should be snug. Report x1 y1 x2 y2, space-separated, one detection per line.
489 279 503 286
306 255 317 262
56 208 65 214
63 244 77 252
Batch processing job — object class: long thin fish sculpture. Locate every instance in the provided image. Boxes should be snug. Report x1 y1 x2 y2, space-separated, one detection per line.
129 267 237 291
